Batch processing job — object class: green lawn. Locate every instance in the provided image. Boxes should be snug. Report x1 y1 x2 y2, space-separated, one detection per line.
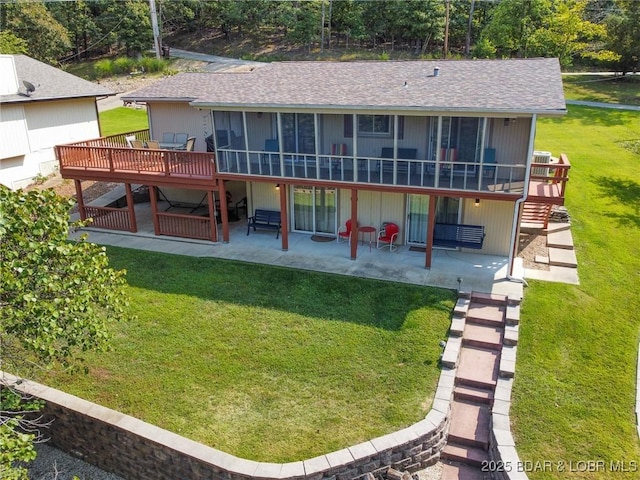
99 107 148 137
39 250 454 462
562 74 640 106
513 105 640 478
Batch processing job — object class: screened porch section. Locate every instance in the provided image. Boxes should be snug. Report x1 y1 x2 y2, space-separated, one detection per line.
211 111 529 194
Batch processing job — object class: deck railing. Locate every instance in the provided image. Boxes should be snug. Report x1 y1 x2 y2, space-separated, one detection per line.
529 153 571 198
57 145 215 180
215 148 528 193
83 206 133 231
157 212 215 241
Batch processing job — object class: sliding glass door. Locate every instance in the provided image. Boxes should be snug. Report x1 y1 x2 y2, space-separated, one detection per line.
292 185 336 235
406 195 460 246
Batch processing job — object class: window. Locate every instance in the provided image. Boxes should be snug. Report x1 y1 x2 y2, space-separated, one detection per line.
357 115 391 136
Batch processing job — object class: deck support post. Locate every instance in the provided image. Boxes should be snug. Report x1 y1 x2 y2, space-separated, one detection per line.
149 186 160 235
74 179 86 222
124 183 138 232
279 183 289 251
425 195 437 269
219 183 229 243
350 188 358 260
209 190 219 242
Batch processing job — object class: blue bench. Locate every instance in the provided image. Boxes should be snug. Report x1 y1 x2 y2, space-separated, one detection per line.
247 209 281 239
434 223 485 249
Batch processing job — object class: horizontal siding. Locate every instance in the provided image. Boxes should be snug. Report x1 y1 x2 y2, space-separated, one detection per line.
338 189 406 243
488 117 532 166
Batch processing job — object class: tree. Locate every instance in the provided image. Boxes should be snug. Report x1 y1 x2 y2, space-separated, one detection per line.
0 31 28 55
0 186 129 478
606 0 640 73
1 1 71 64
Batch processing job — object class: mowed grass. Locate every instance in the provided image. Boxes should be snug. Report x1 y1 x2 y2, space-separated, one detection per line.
562 74 640 106
513 105 640 478
99 107 148 137
39 249 454 462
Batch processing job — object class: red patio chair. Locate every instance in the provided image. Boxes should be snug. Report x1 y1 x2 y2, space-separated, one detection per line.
376 222 399 252
337 219 356 244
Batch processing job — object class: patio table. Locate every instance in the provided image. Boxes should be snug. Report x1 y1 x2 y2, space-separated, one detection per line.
359 226 376 252
159 142 186 150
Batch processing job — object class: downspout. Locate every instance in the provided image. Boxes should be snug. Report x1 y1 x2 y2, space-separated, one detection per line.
506 114 536 284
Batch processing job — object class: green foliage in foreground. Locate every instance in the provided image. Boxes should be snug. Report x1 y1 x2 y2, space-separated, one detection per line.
37 248 454 462
513 106 640 479
0 187 129 478
99 107 148 137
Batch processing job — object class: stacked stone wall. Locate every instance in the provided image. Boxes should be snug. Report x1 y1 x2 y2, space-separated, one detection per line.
5 374 450 480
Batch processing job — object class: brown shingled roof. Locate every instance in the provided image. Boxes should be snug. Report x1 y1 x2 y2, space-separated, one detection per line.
122 58 566 115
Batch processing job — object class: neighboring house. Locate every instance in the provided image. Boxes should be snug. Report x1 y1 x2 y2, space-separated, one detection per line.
56 58 569 276
0 54 113 190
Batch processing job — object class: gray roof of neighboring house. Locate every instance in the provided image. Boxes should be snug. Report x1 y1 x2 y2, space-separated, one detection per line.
0 54 113 104
122 57 566 115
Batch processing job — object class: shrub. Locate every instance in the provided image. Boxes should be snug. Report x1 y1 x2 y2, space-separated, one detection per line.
138 56 167 73
113 56 136 74
94 59 114 78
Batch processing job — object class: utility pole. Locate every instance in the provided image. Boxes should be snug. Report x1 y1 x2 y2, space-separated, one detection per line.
149 0 161 59
443 0 450 59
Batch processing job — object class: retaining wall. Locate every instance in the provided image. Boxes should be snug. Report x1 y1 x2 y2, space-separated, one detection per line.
4 373 450 480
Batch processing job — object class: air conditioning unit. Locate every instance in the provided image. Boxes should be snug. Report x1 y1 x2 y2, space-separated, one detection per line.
532 150 552 176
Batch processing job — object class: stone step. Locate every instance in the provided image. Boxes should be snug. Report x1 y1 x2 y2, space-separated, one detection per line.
470 292 507 306
505 304 520 326
450 317 466 337
466 303 505 327
503 324 519 346
449 401 491 449
463 323 503 351
453 385 494 405
453 297 471 318
441 463 488 480
547 228 574 249
548 247 578 268
456 346 499 390
441 444 489 468
546 222 571 233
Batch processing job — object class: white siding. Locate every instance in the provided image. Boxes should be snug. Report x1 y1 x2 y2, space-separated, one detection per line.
0 104 29 158
461 198 514 256
25 99 100 150
0 56 19 95
148 103 212 152
248 181 280 213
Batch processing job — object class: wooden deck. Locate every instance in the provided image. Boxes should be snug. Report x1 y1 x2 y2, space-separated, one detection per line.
525 153 570 205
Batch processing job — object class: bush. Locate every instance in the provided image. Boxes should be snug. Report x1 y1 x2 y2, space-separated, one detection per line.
472 38 496 59
113 57 136 74
138 56 167 73
94 59 114 78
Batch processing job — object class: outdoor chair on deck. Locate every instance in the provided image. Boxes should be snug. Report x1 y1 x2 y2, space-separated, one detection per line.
146 140 160 149
185 137 196 152
130 139 144 148
376 222 399 252
337 219 356 244
162 132 175 143
175 133 189 148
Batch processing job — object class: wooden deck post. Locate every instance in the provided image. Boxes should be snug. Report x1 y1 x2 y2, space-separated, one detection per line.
208 190 219 242
149 186 160 235
425 195 437 269
124 183 138 232
74 179 86 222
219 183 229 243
350 188 358 260
279 183 289 251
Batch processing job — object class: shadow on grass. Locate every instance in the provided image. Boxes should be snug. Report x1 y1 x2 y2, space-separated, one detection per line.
106 247 456 331
594 176 640 228
565 104 640 127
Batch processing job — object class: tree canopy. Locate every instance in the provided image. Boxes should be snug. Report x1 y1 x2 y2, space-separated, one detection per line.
0 0 636 72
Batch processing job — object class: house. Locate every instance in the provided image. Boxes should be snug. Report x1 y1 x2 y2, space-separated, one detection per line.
0 54 113 189
56 58 569 276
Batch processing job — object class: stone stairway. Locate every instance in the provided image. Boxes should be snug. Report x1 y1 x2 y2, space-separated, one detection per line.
440 292 518 480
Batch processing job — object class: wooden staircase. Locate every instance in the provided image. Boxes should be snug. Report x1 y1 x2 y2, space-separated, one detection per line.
441 292 514 480
521 201 552 229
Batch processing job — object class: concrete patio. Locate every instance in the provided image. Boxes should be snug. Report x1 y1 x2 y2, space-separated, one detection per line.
69 187 526 300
